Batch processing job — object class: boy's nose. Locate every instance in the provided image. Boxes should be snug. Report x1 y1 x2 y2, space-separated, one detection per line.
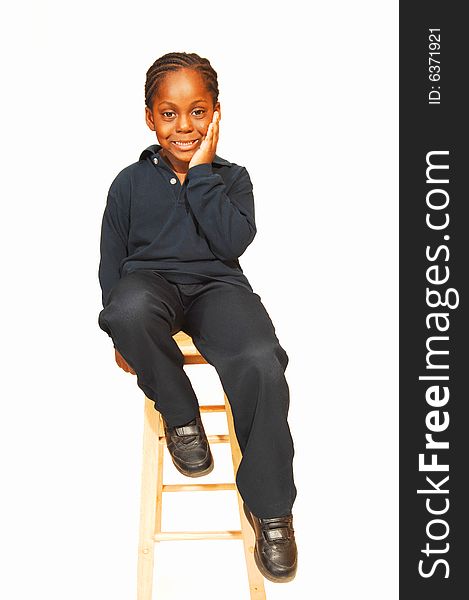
176 115 193 132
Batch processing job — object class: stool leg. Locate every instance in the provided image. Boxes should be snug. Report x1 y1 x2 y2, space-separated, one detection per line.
137 396 161 600
224 394 267 600
155 413 164 536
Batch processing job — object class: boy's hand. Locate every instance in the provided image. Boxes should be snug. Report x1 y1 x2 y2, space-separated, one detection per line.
188 111 220 169
115 349 135 375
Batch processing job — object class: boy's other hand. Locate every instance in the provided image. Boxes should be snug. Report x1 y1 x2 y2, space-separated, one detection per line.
188 111 220 169
115 349 136 375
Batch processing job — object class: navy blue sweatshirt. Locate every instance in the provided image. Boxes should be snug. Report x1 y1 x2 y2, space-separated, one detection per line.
98 144 257 307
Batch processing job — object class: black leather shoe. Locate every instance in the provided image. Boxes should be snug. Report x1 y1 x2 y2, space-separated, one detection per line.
162 414 214 477
243 501 298 583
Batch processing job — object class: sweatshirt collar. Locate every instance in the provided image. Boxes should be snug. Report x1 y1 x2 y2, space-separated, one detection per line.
139 144 232 166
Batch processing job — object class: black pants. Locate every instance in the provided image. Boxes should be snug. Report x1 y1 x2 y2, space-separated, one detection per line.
98 270 297 518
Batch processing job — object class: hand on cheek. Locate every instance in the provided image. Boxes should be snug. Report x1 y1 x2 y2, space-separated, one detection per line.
189 111 220 169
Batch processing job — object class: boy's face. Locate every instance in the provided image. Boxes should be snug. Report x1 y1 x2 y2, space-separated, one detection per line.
145 68 221 168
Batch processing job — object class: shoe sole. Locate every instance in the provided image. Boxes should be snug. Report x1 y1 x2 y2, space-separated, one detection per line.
243 502 297 583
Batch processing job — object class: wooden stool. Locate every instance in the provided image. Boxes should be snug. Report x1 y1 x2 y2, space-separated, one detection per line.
137 331 266 599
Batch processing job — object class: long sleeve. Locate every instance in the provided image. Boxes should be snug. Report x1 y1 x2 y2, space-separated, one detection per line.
98 182 130 307
184 163 256 261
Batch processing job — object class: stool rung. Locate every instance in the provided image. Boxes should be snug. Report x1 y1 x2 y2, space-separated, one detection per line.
207 434 229 443
154 530 243 541
199 404 226 413
163 483 236 492
158 434 230 444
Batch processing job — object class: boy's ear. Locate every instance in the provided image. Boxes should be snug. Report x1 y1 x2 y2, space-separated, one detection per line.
214 102 221 120
145 107 155 131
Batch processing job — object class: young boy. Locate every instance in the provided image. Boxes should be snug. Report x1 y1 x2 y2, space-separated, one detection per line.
98 52 298 582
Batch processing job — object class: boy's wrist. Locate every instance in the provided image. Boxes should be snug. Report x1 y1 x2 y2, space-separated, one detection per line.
187 163 213 178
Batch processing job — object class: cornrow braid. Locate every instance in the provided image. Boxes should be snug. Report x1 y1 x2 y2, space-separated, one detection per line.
145 52 219 110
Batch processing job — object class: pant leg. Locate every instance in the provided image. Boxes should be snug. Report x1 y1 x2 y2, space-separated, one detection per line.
182 281 297 519
98 270 200 426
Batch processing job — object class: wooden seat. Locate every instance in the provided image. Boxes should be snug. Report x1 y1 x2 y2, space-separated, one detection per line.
137 331 266 599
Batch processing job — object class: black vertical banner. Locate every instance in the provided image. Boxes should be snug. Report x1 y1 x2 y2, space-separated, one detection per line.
400 2 467 598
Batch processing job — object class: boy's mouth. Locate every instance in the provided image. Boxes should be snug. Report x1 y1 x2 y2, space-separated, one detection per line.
171 139 199 149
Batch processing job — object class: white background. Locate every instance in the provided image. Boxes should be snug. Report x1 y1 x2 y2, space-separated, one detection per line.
1 1 398 598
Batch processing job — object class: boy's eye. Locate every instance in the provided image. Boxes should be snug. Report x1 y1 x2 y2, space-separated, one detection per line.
192 109 205 116
162 111 175 118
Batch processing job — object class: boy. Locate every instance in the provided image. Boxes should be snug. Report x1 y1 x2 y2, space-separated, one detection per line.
98 52 298 582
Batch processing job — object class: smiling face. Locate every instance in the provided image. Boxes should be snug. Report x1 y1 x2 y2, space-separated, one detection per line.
145 68 221 172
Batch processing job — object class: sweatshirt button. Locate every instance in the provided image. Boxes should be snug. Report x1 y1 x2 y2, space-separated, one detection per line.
153 157 158 164
170 177 177 184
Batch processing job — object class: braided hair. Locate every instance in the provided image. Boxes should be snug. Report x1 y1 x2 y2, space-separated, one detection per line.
145 52 219 110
